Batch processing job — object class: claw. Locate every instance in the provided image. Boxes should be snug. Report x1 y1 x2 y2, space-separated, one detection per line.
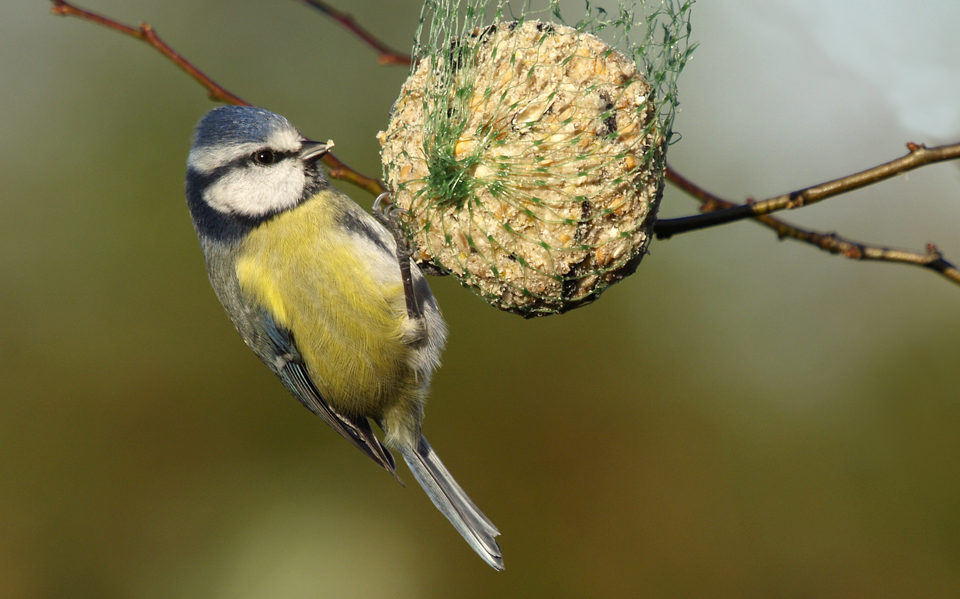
373 192 391 215
372 192 408 252
373 192 402 224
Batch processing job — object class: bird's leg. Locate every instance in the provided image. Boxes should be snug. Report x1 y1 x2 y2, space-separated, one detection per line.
373 193 424 325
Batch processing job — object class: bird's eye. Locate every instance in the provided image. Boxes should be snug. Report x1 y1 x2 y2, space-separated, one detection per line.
252 149 278 166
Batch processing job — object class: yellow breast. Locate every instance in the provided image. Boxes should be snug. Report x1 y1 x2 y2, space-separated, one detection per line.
234 192 414 416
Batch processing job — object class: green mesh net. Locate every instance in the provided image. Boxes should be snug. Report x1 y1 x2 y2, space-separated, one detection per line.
379 0 695 317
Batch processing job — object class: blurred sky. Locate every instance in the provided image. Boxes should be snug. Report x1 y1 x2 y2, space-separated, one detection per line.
2 1 959 598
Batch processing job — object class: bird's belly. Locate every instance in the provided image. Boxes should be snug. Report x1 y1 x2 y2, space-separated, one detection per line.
236 208 415 418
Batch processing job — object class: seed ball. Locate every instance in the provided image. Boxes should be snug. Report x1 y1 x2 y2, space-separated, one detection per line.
379 20 664 316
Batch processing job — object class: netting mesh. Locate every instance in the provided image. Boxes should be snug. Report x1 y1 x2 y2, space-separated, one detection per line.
379 0 695 317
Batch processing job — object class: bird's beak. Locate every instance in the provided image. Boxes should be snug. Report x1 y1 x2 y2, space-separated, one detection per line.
300 139 334 162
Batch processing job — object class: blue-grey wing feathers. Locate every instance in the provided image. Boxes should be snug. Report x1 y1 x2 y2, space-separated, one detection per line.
261 311 399 478
279 363 398 477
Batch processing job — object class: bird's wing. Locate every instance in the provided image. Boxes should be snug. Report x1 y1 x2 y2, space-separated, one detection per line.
259 310 400 480
279 363 399 478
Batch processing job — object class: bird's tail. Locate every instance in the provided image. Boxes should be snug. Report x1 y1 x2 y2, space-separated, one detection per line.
400 435 503 570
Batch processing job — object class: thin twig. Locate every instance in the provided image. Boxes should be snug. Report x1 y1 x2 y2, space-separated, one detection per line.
47 0 960 288
656 142 960 238
292 0 412 66
324 152 386 196
300 0 960 285
50 0 247 105
49 0 386 196
661 166 960 287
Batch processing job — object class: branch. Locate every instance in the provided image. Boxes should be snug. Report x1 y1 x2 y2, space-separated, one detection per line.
50 0 247 105
46 0 960 286
660 166 960 287
324 152 386 196
655 142 960 238
292 0 412 66
49 0 386 196
297 1 960 287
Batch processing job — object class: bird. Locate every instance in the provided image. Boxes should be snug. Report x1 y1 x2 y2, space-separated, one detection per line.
184 105 502 570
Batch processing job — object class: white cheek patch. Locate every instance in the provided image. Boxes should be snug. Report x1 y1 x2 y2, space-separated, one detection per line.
204 162 307 217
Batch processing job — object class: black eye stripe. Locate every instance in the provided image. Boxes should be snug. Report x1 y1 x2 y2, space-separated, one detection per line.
250 149 297 166
196 148 300 184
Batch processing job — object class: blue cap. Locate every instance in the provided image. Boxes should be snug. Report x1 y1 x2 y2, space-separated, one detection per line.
192 105 295 149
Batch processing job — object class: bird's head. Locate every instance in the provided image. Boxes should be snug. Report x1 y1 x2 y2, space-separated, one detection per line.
186 105 331 221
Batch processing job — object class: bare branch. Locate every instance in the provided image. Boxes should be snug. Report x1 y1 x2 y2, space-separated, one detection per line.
49 0 386 196
660 166 960 287
656 142 960 238
292 1 960 274
50 0 247 105
324 152 386 196
46 0 960 288
292 0 412 66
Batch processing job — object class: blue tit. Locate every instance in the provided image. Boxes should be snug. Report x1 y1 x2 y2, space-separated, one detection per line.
184 105 502 570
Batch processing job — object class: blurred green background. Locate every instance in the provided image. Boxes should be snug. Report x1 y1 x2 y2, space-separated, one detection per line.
3 1 960 597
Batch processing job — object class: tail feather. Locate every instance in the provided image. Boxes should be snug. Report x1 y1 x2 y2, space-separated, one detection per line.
400 435 503 570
